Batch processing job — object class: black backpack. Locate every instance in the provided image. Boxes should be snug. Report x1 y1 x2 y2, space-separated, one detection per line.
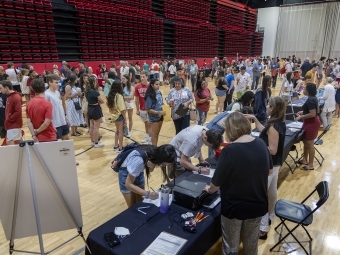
111 143 147 172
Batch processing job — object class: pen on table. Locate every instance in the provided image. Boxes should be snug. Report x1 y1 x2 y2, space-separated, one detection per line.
150 187 155 192
198 215 209 222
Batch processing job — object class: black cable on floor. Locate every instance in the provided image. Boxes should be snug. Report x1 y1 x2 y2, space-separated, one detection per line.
75 146 94 156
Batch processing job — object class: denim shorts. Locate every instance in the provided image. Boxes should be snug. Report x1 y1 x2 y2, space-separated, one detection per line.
116 114 124 122
215 88 226 97
118 168 145 193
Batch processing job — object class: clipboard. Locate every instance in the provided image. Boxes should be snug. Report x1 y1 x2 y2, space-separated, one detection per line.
141 232 187 255
175 104 189 117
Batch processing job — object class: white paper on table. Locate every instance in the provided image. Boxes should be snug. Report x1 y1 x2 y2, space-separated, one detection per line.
251 131 260 137
142 194 173 207
286 122 303 129
141 232 187 255
200 168 215 178
289 128 300 132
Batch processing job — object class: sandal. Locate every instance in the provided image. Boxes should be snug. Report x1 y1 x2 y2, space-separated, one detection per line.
300 166 314 170
297 160 308 165
71 133 80 136
76 131 83 135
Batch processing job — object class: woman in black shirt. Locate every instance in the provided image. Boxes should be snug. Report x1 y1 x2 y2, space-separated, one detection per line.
246 96 286 239
204 112 272 255
214 71 227 114
295 83 321 170
85 76 105 147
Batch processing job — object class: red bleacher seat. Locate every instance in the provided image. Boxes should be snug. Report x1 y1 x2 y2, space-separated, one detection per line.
13 54 22 61
23 54 33 61
2 54 12 61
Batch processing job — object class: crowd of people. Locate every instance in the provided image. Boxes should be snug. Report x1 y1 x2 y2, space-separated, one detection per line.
0 54 339 255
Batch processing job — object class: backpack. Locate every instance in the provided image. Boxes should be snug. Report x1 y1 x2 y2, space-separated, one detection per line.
60 78 69 94
226 101 238 111
111 143 147 172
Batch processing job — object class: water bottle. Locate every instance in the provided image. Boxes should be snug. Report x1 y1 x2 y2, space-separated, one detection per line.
160 186 170 214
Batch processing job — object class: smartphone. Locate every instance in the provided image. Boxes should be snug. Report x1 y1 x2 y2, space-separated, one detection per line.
104 232 120 247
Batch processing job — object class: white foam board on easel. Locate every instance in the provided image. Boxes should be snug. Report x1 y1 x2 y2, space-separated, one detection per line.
0 140 83 240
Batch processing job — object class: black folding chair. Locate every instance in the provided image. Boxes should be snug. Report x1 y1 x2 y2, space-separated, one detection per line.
313 125 330 166
270 181 329 255
297 125 330 167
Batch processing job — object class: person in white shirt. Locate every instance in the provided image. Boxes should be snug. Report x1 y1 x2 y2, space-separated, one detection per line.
120 61 129 78
236 66 251 99
45 74 70 140
168 125 222 178
285 59 293 73
151 60 160 80
319 77 336 129
5 62 21 93
169 63 176 78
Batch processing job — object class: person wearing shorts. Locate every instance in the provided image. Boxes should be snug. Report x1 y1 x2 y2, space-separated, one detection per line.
122 74 134 138
45 74 70 140
85 76 105 148
0 80 22 145
118 144 177 207
134 71 151 143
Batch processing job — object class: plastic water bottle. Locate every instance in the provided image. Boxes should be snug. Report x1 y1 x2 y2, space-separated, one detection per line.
160 186 170 214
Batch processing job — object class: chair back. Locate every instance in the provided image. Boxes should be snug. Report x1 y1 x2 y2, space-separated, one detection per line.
314 125 330 145
315 181 329 208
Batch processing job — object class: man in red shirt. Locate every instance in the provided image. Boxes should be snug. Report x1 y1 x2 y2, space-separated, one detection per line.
134 71 151 143
26 78 56 142
0 80 23 145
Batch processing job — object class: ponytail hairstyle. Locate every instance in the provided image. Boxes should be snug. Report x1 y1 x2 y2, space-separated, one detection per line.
85 76 96 94
262 75 272 99
137 144 177 182
18 68 29 82
107 80 123 110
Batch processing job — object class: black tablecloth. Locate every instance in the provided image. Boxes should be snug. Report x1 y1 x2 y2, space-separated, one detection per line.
206 120 304 168
85 172 221 255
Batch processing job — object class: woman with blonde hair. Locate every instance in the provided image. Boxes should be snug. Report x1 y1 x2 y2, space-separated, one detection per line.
204 111 272 255
18 69 30 103
245 96 286 239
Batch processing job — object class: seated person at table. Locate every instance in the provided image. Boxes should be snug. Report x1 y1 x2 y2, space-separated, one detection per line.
245 96 286 239
168 125 222 178
204 112 272 255
118 144 177 208
295 83 321 170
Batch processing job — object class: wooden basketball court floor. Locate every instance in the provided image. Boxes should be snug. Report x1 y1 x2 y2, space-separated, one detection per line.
0 77 339 255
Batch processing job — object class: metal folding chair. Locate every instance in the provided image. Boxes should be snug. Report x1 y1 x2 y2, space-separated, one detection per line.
297 125 329 167
270 181 329 255
284 128 304 174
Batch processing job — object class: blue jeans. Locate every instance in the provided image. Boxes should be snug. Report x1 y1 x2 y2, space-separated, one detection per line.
118 168 145 193
153 73 159 79
173 114 190 134
190 75 197 92
252 76 260 90
196 107 207 126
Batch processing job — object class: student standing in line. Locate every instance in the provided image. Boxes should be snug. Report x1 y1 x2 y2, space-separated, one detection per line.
85 76 105 148
145 79 166 146
0 81 23 145
195 80 212 125
107 80 126 152
45 74 70 141
26 79 57 142
122 74 134 138
134 71 151 143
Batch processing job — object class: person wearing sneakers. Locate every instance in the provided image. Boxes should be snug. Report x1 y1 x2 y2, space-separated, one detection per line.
45 74 70 141
85 76 105 148
107 80 127 152
26 79 57 142
0 80 23 145
134 71 151 144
